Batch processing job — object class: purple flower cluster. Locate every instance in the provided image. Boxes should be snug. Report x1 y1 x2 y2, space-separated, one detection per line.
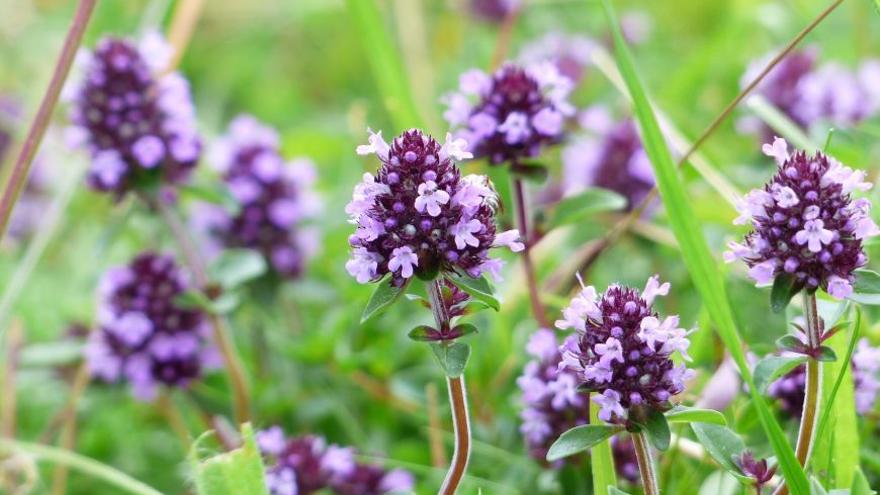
725 138 878 297
468 0 520 22
256 426 414 495
739 49 880 137
65 32 201 197
518 32 598 84
517 329 588 460
561 106 653 209
85 252 218 400
198 115 320 279
346 128 523 287
443 63 573 165
769 338 880 416
556 275 694 423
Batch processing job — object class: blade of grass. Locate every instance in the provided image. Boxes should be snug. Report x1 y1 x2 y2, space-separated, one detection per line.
598 1 809 493
0 439 163 495
345 0 425 131
590 398 618 494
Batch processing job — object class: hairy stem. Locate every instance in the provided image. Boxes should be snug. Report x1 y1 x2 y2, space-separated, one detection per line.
151 196 252 424
427 279 472 494
0 0 97 243
511 178 551 328
633 431 659 495
775 293 823 495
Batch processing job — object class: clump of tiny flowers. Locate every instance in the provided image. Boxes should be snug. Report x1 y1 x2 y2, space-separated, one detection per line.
256 426 414 495
197 115 320 279
725 138 878 298
738 48 880 138
560 106 653 209
556 274 695 423
517 329 588 461
518 32 597 84
346 128 523 287
65 31 201 197
443 63 574 165
84 252 219 400
769 338 880 416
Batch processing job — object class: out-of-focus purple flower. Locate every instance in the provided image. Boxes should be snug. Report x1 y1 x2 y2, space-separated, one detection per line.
768 338 880 417
736 451 776 489
198 115 320 280
725 138 877 297
611 435 639 484
739 49 880 138
561 106 653 209
84 252 218 401
518 33 598 84
469 0 520 22
517 328 588 461
346 128 522 287
443 63 573 165
556 274 695 424
257 427 414 495
65 31 201 197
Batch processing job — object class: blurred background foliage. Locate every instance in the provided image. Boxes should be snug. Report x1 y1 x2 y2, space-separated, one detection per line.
1 0 880 493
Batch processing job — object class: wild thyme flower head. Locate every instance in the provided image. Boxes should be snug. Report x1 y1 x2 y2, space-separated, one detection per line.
556 275 695 423
199 115 320 279
443 63 573 165
611 436 640 484
725 138 878 298
517 329 588 461
66 32 201 197
85 252 218 400
767 360 808 417
346 128 523 287
561 107 653 209
519 32 597 84
256 427 413 495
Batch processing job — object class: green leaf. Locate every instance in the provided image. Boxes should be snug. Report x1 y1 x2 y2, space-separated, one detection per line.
430 342 470 378
548 187 627 230
753 355 808 393
850 269 880 305
190 423 268 495
407 325 438 342
608 488 632 495
600 0 808 490
174 289 240 315
179 183 240 214
642 408 671 451
590 398 618 495
771 273 800 313
451 323 478 338
816 346 837 362
851 468 875 495
690 423 747 477
448 273 500 311
208 249 267 290
777 334 807 353
545 424 621 462
361 278 408 323
510 162 549 183
665 406 727 426
344 0 423 130
811 477 829 495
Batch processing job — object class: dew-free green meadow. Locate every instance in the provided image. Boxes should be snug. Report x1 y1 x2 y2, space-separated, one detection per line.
1 0 880 494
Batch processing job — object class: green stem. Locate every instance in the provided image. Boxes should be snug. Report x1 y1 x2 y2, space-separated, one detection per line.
0 439 163 495
632 431 659 495
0 0 97 243
511 178 551 329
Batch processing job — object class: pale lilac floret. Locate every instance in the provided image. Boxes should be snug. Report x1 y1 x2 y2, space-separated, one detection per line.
794 219 834 252
493 229 525 252
388 246 418 279
451 218 483 249
414 180 450 217
593 389 626 422
355 128 391 159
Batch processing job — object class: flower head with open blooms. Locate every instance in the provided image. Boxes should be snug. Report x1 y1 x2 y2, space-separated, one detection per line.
517 329 588 461
256 426 414 495
346 128 523 287
561 106 653 209
725 138 878 298
556 274 695 423
443 63 573 165
84 252 218 401
518 32 597 84
65 31 201 197
197 115 320 279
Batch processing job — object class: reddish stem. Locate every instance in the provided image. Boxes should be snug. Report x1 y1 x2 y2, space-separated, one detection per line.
512 178 551 328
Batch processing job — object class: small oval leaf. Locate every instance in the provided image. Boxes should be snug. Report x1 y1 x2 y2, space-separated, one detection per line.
690 423 746 476
753 355 808 393
448 274 500 311
407 325 438 342
209 249 268 290
361 278 408 323
771 273 800 314
430 342 471 378
665 406 727 426
643 408 671 451
850 269 880 305
546 424 621 462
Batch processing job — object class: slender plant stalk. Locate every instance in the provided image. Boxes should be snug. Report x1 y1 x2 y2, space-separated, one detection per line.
427 280 472 495
489 8 519 70
511 178 551 328
1 320 22 438
426 382 448 468
550 0 846 295
0 0 97 244
156 392 192 450
632 431 659 495
165 0 205 71
775 294 823 495
150 196 252 424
